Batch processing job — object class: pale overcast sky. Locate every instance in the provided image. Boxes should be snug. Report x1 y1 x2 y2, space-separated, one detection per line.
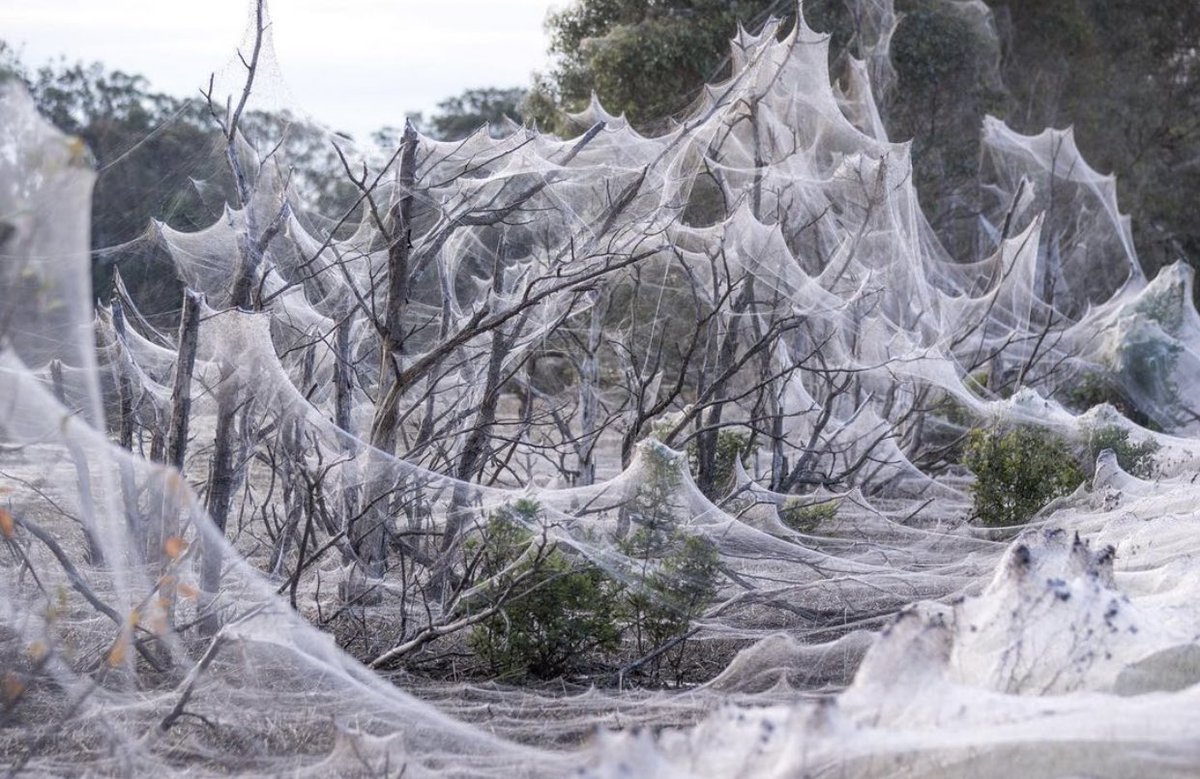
6 0 562 139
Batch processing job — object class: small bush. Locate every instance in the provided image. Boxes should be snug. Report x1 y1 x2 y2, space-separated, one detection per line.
620 443 721 682
1085 425 1160 479
468 449 723 686
1062 371 1160 431
687 428 749 499
778 498 838 533
620 529 720 682
467 500 620 680
962 425 1084 527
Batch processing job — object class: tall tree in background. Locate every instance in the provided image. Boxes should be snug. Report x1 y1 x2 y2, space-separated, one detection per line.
2 49 223 313
532 0 1200 288
988 0 1200 276
887 2 1002 242
14 1 1200 296
526 0 997 221
20 60 221 249
2 48 375 315
527 0 798 132
428 87 527 140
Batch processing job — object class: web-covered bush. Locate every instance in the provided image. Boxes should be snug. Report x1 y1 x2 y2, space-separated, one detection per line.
1062 372 1161 431
963 426 1084 527
1084 425 1160 479
779 498 838 533
467 500 620 680
619 445 721 682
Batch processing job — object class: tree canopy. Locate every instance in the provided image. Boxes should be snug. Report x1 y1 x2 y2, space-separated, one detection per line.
529 0 1200 279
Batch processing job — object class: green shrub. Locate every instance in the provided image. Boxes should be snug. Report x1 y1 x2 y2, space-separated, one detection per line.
1060 371 1162 432
467 500 620 680
687 428 749 499
779 498 838 533
962 425 1084 527
619 443 721 682
1085 425 1160 479
468 448 723 685
620 529 719 682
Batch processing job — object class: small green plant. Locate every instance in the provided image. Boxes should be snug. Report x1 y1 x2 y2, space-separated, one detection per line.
1059 370 1161 431
467 500 620 680
1133 276 1186 336
619 443 721 682
778 498 838 533
931 392 973 428
620 529 720 682
962 425 1084 527
687 428 749 499
1084 425 1160 479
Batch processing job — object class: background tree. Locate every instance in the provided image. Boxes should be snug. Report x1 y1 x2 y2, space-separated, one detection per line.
1 48 222 314
527 0 797 132
987 0 1200 277
533 0 1200 287
425 86 528 140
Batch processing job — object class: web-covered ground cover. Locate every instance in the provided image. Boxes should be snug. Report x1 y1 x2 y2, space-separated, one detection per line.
2 2 1200 776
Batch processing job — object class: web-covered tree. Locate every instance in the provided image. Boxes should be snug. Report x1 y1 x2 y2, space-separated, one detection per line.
529 0 793 132
618 445 721 683
987 0 1200 278
0 50 218 311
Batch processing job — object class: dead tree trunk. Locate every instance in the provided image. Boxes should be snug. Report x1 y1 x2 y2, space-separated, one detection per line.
165 289 202 472
343 122 419 596
368 121 419 457
199 360 239 636
107 296 144 552
577 290 603 487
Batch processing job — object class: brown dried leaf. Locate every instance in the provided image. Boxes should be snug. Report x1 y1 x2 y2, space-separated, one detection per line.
2 673 24 704
106 634 128 667
163 536 187 560
165 470 185 500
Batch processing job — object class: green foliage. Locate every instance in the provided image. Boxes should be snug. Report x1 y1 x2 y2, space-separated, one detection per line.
687 428 749 499
778 498 838 533
962 425 1084 527
540 0 798 133
1115 332 1184 415
467 456 721 685
518 73 562 133
1133 278 1186 336
619 528 719 681
536 0 1200 278
1060 371 1160 431
931 391 972 428
0 42 22 83
421 87 527 141
467 500 620 680
0 47 225 315
888 6 1001 237
1063 371 1133 414
619 444 720 681
989 0 1200 276
1085 425 1160 479
892 9 978 86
